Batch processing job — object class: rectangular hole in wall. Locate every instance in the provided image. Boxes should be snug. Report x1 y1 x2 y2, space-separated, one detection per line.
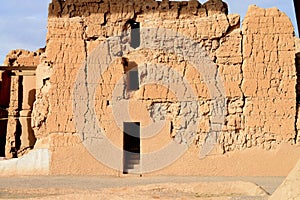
128 69 139 91
130 21 140 49
123 122 140 174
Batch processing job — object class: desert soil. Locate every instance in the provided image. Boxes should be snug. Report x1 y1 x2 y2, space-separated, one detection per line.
0 176 284 200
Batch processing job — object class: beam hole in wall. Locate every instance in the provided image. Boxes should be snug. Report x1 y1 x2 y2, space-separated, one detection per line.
123 19 140 49
127 69 139 91
122 58 139 92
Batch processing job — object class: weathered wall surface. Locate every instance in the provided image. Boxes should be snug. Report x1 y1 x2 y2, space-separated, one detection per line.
220 6 297 152
242 6 296 149
43 0 243 174
40 0 298 174
2 0 299 175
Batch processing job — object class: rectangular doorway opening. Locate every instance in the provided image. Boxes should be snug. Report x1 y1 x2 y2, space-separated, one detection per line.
123 122 140 174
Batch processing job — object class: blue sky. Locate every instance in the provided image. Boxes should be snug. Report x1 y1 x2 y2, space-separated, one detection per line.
0 0 298 64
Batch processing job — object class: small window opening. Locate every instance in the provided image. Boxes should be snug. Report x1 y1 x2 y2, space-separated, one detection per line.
122 58 139 92
128 69 139 91
123 19 140 49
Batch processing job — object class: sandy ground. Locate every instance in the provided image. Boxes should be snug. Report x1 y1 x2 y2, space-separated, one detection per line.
0 176 285 199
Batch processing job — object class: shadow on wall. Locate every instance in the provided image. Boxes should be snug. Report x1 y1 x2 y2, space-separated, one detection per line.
0 71 11 157
0 72 37 158
296 52 300 143
27 89 36 148
296 53 300 103
16 81 37 157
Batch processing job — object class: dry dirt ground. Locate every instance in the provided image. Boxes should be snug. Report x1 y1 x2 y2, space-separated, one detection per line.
0 176 284 200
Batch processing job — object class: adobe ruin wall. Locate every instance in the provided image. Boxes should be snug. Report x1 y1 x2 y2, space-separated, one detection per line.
1 0 299 175
45 0 298 150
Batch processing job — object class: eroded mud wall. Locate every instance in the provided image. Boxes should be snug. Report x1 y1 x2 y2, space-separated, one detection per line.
19 0 299 174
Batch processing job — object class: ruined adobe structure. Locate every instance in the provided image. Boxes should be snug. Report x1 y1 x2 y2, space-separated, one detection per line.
1 0 300 175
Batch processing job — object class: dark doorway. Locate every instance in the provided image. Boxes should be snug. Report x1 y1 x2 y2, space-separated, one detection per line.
123 122 140 174
0 109 8 157
0 71 11 157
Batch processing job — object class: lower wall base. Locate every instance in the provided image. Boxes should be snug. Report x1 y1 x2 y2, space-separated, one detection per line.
151 143 300 176
0 149 50 176
49 133 300 176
